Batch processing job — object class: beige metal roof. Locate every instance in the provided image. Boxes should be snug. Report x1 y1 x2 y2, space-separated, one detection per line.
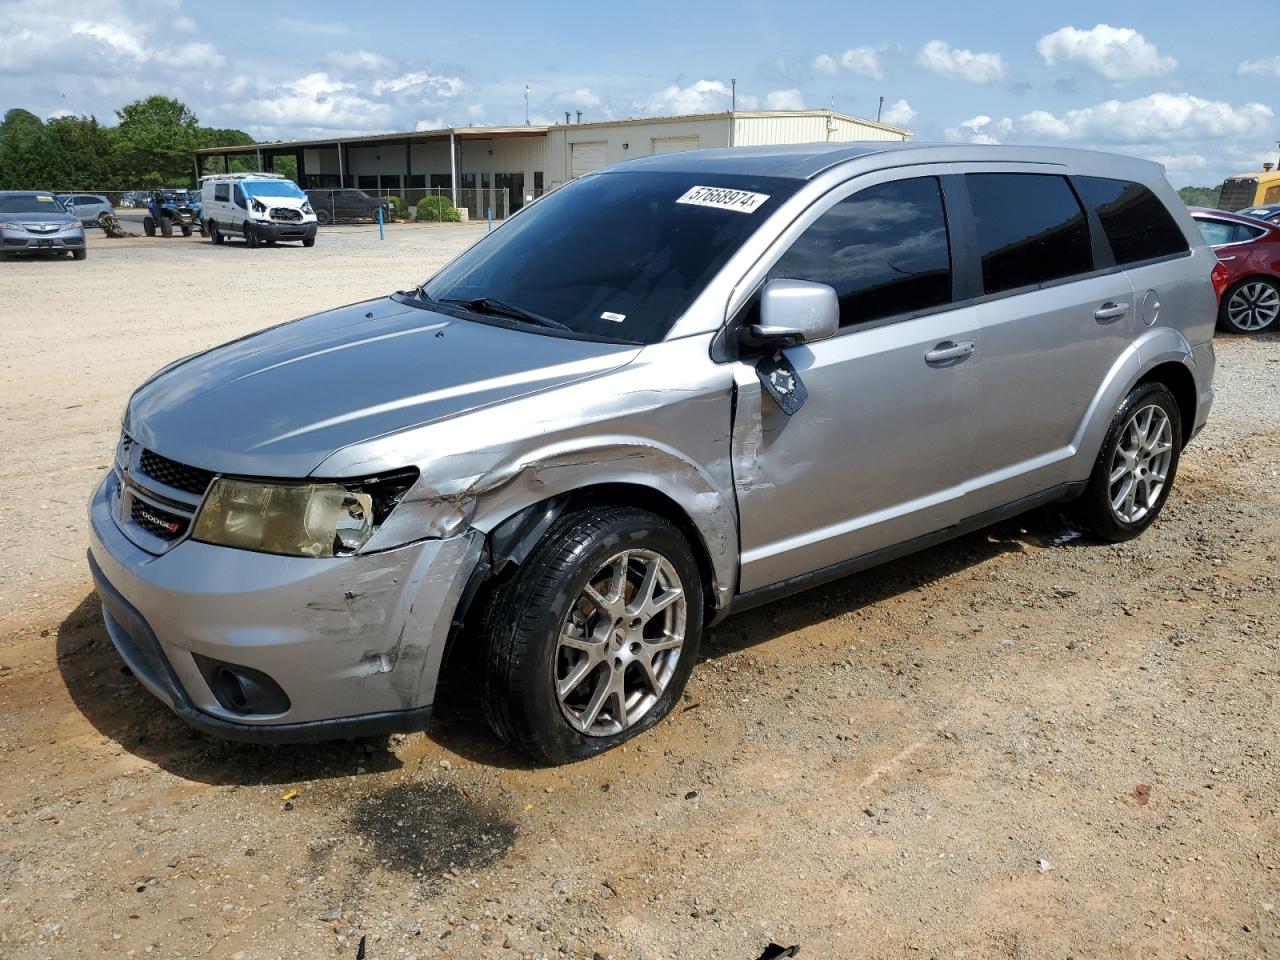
195 109 909 156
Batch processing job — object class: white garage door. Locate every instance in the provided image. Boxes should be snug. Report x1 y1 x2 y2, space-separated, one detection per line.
570 141 608 178
652 135 700 155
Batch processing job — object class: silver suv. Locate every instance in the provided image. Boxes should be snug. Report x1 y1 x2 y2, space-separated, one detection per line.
88 143 1216 763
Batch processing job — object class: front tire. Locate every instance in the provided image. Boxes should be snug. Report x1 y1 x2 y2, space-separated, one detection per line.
180 224 193 237
243 224 259 249
481 506 703 765
159 217 173 238
143 216 156 237
303 237 316 247
72 248 87 261
1068 381 1181 542
1219 277 1280 333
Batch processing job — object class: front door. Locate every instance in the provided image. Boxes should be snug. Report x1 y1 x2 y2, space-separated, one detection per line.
731 173 984 593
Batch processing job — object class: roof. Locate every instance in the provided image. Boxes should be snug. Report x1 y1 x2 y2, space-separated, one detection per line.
194 109 908 156
195 124 551 156
606 141 1168 181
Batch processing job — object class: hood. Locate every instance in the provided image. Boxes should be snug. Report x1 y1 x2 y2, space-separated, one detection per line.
125 296 641 478
5 211 79 228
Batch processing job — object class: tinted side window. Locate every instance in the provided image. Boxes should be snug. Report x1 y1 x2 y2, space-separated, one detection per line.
769 177 952 327
1074 176 1188 265
214 183 230 202
966 174 1093 295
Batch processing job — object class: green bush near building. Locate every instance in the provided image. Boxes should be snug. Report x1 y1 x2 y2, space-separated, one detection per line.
414 195 461 222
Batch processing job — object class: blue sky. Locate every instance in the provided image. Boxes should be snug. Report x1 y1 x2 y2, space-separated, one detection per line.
1 0 1277 186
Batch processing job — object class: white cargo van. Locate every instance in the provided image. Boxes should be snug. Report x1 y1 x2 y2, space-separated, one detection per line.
200 173 318 248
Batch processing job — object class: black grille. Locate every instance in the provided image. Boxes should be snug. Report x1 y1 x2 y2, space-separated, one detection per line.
271 207 303 222
1219 178 1257 212
138 449 214 496
130 499 188 541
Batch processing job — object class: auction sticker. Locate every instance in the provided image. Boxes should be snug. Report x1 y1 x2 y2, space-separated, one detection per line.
676 185 770 213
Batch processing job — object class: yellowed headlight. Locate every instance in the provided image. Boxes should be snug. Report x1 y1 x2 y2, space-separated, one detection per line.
193 478 375 557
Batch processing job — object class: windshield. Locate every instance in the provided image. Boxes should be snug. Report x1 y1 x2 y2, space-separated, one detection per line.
0 193 67 215
242 180 306 200
422 170 800 343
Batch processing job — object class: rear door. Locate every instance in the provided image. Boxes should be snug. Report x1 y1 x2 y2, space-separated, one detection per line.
730 168 985 592
952 168 1136 512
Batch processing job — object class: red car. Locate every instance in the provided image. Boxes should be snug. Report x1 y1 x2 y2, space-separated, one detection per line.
1190 207 1280 333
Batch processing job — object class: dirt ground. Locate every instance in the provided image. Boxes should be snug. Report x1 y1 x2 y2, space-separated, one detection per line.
0 227 1277 960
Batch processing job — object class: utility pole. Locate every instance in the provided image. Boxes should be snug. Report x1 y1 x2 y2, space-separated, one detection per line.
877 96 885 123
576 110 582 124
524 84 531 126
731 78 737 112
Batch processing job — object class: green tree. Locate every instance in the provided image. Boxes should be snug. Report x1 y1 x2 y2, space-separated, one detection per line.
113 95 200 186
197 126 260 175
0 108 50 189
43 115 115 188
1178 184 1223 208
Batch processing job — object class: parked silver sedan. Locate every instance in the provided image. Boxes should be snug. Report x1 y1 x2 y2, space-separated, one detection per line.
0 191 87 259
87 143 1216 763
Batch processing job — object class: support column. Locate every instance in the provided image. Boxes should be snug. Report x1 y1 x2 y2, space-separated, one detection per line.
337 142 344 188
449 131 458 206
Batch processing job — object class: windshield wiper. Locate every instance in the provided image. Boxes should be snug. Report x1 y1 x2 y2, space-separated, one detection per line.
440 296 571 332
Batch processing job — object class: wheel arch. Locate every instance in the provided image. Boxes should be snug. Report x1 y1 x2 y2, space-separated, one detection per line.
1137 360 1197 448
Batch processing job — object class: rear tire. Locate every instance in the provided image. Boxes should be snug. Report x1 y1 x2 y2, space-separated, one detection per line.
243 224 259 249
1067 381 1182 542
208 221 224 245
480 506 703 765
315 209 332 225
1218 277 1280 333
143 216 156 237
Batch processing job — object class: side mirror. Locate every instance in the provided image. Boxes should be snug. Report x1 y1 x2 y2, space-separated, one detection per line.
746 279 840 347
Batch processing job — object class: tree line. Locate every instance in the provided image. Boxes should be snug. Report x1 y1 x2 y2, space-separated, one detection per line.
0 95 261 191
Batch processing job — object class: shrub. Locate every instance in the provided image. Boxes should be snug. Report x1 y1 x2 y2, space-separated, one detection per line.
386 195 404 219
415 195 461 222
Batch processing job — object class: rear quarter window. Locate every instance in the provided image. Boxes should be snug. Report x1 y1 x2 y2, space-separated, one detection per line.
965 173 1093 295
1073 176 1188 265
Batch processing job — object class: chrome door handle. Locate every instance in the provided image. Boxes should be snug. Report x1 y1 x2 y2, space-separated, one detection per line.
1094 301 1130 322
924 340 975 364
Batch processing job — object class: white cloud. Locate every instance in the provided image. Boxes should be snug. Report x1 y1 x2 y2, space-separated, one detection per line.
372 71 464 98
1239 56 1280 77
812 46 885 80
880 98 916 127
325 50 392 74
643 79 732 114
1036 24 1176 81
173 15 196 32
916 40 1007 83
415 117 446 132
765 89 805 110
241 72 391 134
558 87 601 108
945 114 1013 144
1017 92 1272 143
813 53 837 75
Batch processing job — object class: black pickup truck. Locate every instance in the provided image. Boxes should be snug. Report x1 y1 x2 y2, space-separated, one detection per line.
304 189 395 225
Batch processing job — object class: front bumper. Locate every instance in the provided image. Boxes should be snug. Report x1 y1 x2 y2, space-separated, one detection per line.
247 220 318 242
86 472 481 742
1 228 84 252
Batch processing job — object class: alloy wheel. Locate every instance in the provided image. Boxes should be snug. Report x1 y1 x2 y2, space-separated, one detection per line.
1227 281 1280 331
554 549 686 737
1108 403 1174 524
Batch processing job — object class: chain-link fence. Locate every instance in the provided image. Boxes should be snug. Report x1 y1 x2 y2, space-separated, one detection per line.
47 186 523 227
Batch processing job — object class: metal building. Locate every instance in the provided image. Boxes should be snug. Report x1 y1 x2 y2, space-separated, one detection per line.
195 108 910 219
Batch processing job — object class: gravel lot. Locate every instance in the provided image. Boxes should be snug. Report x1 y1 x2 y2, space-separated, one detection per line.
0 229 1277 960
